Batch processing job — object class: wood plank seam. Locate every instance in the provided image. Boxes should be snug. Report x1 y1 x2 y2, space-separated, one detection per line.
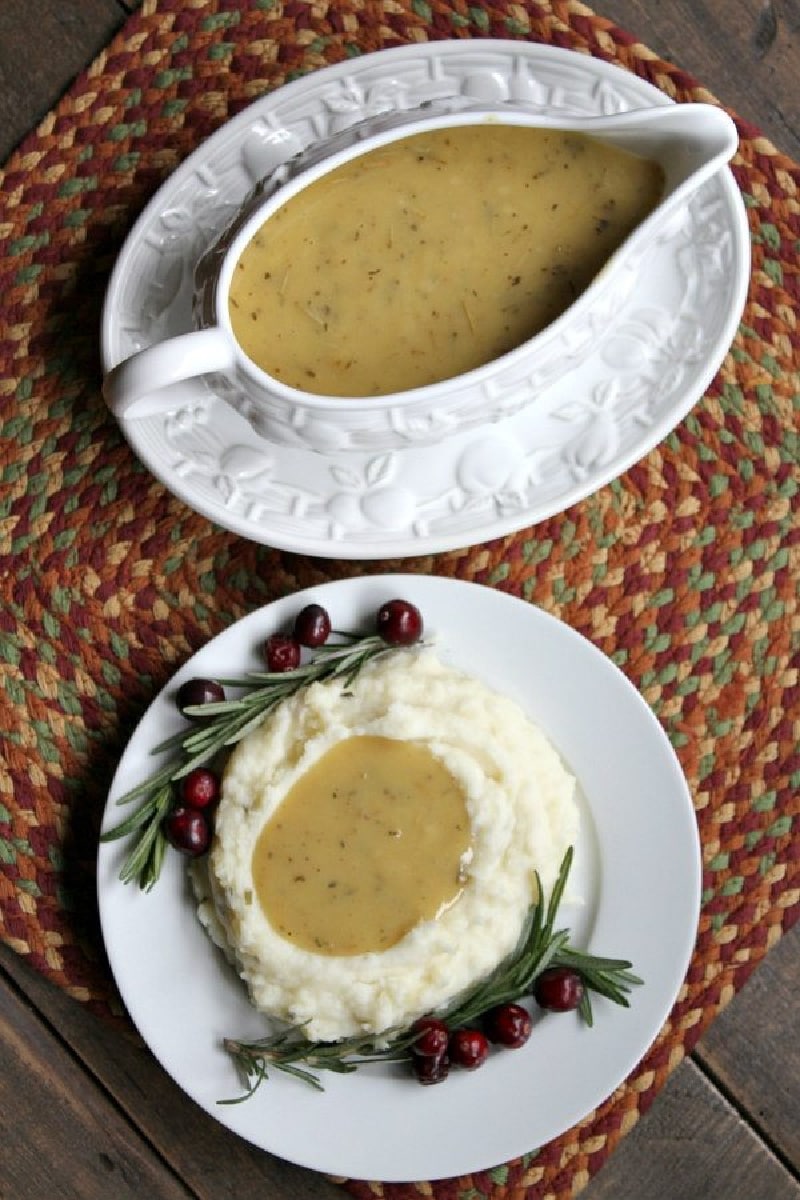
691 1049 800 1184
0 957 206 1200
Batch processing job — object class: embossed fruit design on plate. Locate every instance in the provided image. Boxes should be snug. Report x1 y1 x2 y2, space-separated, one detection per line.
102 41 749 558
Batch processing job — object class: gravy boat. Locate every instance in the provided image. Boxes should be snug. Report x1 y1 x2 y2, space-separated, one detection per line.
103 100 738 454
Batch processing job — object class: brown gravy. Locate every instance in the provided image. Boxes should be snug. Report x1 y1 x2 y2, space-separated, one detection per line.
251 735 471 956
229 124 664 397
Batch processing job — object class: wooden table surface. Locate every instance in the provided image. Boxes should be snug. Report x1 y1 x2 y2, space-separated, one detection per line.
1 2 798 1198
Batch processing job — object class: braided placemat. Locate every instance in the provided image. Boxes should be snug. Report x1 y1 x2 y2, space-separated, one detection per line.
0 1 797 1196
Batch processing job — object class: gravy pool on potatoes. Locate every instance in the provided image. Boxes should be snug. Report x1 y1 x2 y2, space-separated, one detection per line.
228 124 665 397
252 734 471 956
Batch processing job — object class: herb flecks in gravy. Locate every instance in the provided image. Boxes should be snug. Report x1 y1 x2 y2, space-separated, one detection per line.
229 124 665 397
252 735 471 956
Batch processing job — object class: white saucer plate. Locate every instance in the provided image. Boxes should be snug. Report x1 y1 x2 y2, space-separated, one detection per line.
97 575 701 1181
102 41 750 560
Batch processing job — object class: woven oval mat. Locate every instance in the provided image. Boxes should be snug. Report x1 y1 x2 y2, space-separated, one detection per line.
0 1 797 1196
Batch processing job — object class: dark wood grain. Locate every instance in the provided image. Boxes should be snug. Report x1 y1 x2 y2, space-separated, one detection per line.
595 0 800 159
0 0 127 164
0 953 193 1200
576 1051 799 1200
0 3 798 1200
580 925 800 1200
0 945 344 1200
694 921 800 1173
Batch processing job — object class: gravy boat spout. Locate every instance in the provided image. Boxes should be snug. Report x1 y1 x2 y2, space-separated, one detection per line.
525 101 739 208
482 101 738 275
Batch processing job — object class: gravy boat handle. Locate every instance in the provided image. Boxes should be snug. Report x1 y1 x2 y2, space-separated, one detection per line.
102 328 236 421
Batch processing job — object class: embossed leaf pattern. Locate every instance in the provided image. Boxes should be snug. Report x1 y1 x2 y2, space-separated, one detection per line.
593 78 628 116
564 415 620 477
324 81 366 114
602 308 677 370
496 489 532 514
215 474 235 505
324 80 408 130
552 381 621 424
112 46 743 550
393 412 457 439
666 318 708 364
330 464 363 490
364 454 394 487
219 445 275 481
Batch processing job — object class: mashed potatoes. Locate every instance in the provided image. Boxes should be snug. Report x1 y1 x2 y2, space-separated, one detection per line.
193 649 578 1041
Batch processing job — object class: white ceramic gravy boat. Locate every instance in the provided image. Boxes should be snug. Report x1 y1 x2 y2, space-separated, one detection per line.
102 100 738 454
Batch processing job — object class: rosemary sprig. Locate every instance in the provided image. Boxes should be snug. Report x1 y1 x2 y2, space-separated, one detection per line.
220 847 642 1099
100 632 405 891
220 1025 417 1102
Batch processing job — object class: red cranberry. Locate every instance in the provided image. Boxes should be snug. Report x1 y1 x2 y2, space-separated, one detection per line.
263 634 301 672
410 1016 449 1059
164 806 210 856
180 767 220 811
293 603 332 648
176 677 225 718
534 966 585 1012
412 1052 449 1085
448 1028 489 1070
484 1003 533 1048
376 599 423 646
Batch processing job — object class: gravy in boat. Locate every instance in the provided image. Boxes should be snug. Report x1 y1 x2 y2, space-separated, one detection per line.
228 124 664 397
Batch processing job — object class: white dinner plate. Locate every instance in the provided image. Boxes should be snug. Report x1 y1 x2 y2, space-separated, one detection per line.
101 40 750 558
97 575 701 1181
